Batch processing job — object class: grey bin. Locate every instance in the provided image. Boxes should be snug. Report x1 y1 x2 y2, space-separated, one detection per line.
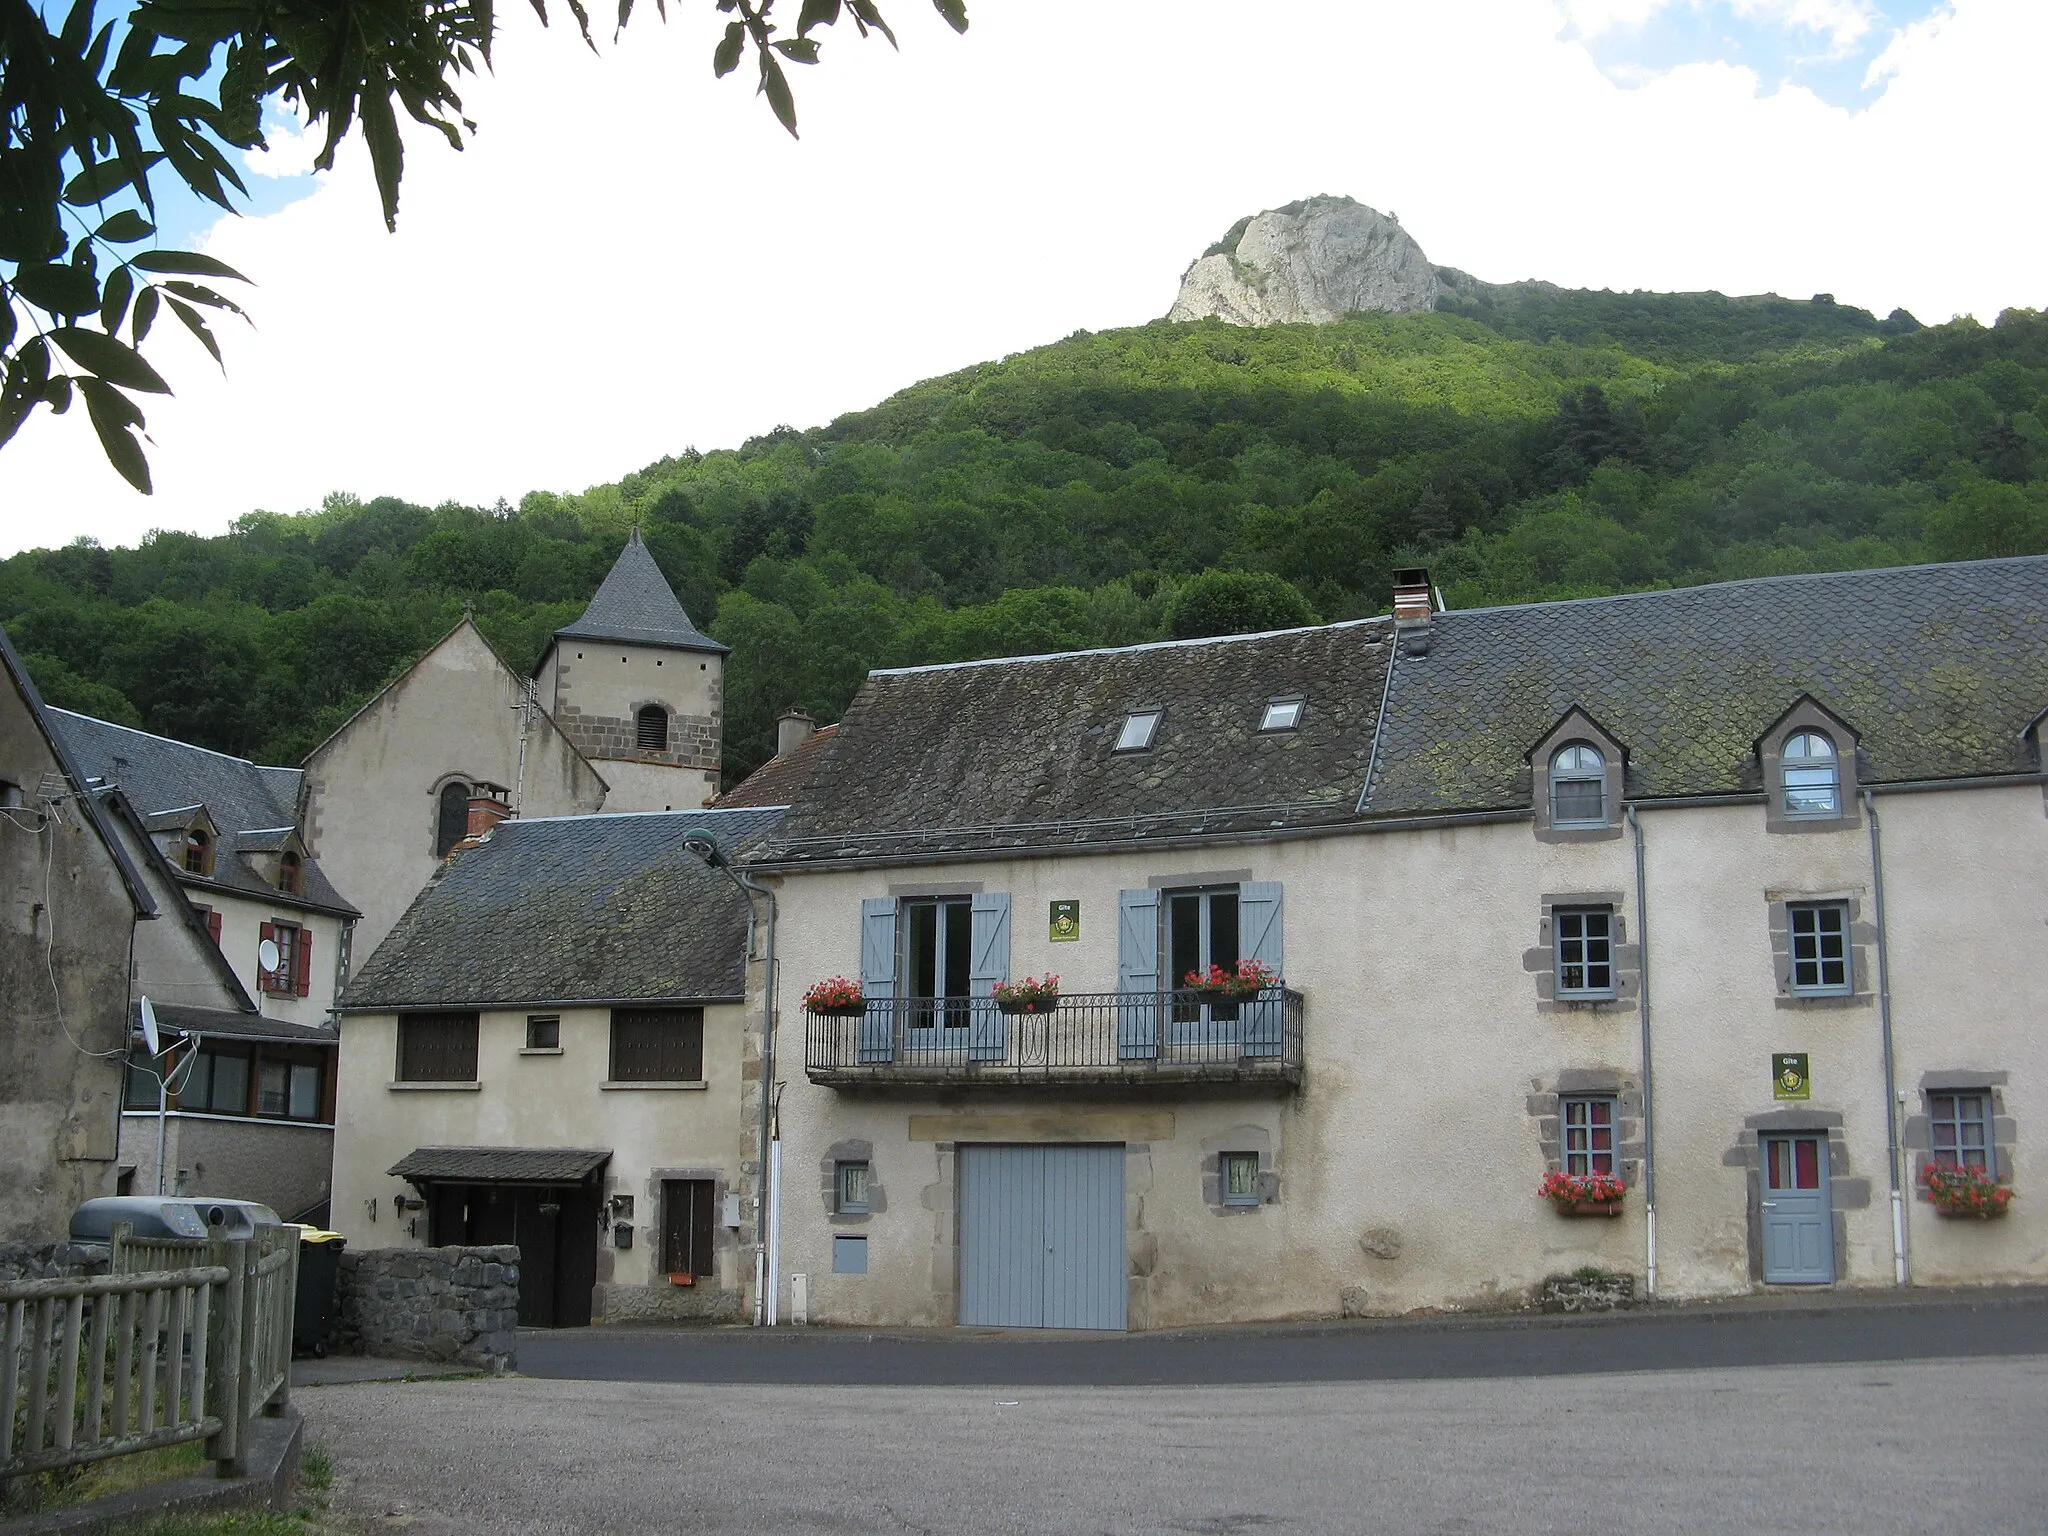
70 1196 283 1247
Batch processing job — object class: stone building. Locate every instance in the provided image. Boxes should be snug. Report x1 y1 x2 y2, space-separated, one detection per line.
329 805 783 1327
534 528 728 812
754 557 2048 1328
52 707 359 1222
0 628 155 1240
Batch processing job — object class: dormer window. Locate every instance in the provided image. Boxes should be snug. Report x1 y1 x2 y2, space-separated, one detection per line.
1259 699 1304 732
1114 710 1162 753
277 850 303 896
1550 744 1607 827
1781 731 1840 817
637 705 669 751
182 825 214 876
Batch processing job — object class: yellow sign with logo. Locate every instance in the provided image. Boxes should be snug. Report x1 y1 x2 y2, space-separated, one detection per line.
1049 900 1080 942
1773 1052 1811 1101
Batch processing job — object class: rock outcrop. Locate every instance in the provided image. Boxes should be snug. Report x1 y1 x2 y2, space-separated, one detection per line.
1167 195 1445 326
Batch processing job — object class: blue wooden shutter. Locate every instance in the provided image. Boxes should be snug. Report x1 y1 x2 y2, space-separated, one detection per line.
858 897 898 1063
1239 881 1283 1057
968 892 1011 1062
1117 888 1159 1060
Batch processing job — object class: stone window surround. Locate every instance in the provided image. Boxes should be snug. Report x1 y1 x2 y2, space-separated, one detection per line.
1902 1070 2016 1192
1722 1108 1870 1282
427 771 480 856
1199 1125 1280 1215
1528 1069 1644 1184
1765 889 1875 1010
1526 892 1640 1014
821 1138 887 1226
1528 708 1627 844
1759 697 1862 834
639 1166 731 1287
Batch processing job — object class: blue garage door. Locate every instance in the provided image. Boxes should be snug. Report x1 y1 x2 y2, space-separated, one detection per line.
959 1144 1126 1330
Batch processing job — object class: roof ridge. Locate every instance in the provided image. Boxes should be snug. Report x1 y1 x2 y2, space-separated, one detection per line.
870 616 1390 678
49 706 292 770
507 805 787 826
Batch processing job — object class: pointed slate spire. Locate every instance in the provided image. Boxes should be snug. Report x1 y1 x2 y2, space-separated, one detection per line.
554 528 727 654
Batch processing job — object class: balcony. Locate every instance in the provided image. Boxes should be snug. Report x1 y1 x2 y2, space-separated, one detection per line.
801 989 1304 1093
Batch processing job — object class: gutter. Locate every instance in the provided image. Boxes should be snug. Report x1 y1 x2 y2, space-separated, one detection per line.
1626 804 1658 1301
1864 788 1909 1287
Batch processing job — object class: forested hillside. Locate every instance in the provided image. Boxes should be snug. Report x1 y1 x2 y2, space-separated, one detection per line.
4 288 2043 786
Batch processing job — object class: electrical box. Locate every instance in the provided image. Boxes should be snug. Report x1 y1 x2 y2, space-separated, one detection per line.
722 1193 742 1228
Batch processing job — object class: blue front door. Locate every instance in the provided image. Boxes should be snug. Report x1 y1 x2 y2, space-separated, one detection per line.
1760 1134 1834 1284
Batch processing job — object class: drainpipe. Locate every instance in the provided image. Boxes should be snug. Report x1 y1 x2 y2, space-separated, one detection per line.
1864 789 1909 1287
1625 805 1657 1301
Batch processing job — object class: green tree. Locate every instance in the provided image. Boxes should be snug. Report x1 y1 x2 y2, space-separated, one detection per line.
1167 570 1317 641
1 0 969 488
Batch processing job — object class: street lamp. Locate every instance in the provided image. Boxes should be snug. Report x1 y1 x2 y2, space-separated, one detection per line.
682 829 781 1326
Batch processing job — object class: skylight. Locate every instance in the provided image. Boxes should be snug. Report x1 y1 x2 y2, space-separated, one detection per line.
1114 710 1162 752
1261 699 1304 732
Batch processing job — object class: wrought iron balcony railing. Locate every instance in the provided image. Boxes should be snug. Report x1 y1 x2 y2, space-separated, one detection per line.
802 988 1304 1090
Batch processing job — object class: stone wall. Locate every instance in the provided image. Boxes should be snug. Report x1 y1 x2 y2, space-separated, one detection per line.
334 1245 519 1372
0 1240 104 1286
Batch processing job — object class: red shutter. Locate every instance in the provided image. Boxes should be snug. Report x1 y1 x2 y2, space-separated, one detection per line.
205 910 222 947
297 929 313 996
258 921 276 993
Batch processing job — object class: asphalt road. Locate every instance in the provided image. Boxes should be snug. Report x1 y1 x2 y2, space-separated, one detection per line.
303 1355 2048 1535
512 1290 2048 1386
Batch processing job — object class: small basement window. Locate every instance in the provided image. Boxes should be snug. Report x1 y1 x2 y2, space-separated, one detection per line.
837 1161 871 1215
1221 1152 1261 1207
1114 710 1162 752
1260 699 1304 732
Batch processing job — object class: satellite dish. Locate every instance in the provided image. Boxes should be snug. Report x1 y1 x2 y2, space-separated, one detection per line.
139 996 160 1058
257 938 281 974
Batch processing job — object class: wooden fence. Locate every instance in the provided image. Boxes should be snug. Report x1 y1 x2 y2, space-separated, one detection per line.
1 1224 298 1484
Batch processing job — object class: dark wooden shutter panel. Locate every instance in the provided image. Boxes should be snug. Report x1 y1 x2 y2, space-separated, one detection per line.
399 1013 479 1082
258 921 276 992
690 1182 715 1277
662 1180 716 1277
296 929 313 995
610 1009 703 1082
206 910 222 946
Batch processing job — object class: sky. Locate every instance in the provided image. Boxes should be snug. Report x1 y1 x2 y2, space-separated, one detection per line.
2 0 2041 557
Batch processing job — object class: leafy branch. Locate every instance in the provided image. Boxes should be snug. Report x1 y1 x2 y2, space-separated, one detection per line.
1 0 968 491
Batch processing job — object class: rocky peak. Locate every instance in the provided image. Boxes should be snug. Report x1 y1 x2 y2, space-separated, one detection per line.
1167 195 1446 326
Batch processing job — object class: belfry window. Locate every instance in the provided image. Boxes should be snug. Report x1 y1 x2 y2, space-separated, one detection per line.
637 705 670 751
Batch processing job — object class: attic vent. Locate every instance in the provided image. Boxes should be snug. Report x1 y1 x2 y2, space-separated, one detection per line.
1260 699 1304 732
1114 710 1162 753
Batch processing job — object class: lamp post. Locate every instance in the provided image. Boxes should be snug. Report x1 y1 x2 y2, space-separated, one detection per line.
682 829 780 1326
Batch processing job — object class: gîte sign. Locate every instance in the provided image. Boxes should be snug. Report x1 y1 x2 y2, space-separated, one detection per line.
1773 1052 1811 1101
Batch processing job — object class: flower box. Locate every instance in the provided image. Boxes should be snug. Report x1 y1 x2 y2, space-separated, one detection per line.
1540 1170 1627 1213
992 974 1060 1015
1923 1162 2014 1218
809 1001 867 1018
804 976 865 1017
1182 960 1280 1000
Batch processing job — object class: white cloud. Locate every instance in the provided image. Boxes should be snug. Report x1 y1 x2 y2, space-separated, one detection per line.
1 0 2042 554
1561 0 1678 39
1728 0 1880 54
241 109 322 180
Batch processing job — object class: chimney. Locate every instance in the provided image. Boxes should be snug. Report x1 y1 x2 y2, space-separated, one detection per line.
448 785 511 855
776 710 816 759
1392 567 1434 656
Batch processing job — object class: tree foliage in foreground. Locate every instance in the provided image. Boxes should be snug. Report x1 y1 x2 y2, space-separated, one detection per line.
3 292 2044 783
0 0 968 488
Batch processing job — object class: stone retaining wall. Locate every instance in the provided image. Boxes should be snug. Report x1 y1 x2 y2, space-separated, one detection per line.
334 1245 520 1372
0 1242 105 1286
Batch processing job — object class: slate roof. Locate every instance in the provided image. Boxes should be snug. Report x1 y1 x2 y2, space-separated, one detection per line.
552 529 727 655
341 806 786 1010
133 1000 335 1046
763 622 1394 862
1363 556 2048 815
715 725 836 808
48 709 357 916
388 1147 611 1184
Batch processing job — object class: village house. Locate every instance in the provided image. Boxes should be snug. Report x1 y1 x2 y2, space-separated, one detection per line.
301 531 725 972
328 805 783 1327
754 557 2048 1329
52 707 360 1221
0 628 156 1241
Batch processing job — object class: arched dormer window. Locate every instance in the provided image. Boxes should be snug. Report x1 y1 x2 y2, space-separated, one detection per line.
277 850 303 896
636 705 669 752
435 780 471 857
1549 743 1607 827
1781 731 1840 817
183 825 213 876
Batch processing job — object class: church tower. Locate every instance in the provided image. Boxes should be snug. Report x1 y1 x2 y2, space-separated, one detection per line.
540 530 726 810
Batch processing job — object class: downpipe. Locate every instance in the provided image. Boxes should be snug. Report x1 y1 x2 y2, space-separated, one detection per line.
1864 790 1909 1287
1626 805 1657 1301
737 872 780 1327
